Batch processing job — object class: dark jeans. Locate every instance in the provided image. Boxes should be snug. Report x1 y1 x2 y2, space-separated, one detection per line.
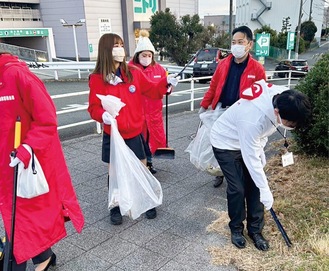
212 147 264 234
102 132 146 163
141 132 152 163
4 233 53 270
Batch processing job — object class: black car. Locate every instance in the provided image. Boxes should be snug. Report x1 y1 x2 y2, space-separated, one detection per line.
275 59 309 78
192 48 230 83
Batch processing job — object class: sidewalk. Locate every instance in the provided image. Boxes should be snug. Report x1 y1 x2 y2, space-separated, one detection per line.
3 111 236 270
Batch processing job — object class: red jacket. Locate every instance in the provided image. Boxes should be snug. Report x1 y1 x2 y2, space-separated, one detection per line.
88 64 169 139
200 54 266 109
0 54 84 263
128 61 167 153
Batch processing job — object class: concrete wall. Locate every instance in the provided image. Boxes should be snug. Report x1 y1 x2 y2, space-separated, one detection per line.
83 0 123 60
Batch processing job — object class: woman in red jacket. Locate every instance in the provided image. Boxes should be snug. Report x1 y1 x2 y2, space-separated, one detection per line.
0 52 84 270
129 29 167 220
129 30 167 175
88 33 178 225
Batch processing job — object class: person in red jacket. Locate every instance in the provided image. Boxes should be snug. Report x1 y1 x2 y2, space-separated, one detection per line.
199 26 266 188
88 33 178 225
129 30 167 177
0 52 84 270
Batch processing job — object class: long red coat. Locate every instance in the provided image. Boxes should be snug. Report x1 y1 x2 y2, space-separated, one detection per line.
128 61 167 153
0 54 84 263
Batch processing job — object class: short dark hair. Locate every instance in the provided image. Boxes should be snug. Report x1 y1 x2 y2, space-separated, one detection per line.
275 89 312 129
232 26 253 41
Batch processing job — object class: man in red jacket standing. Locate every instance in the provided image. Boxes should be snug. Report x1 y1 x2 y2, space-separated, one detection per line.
199 26 266 188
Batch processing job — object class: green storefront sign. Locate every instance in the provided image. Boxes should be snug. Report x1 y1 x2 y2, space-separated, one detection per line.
0 29 49 38
286 32 295 50
255 33 270 57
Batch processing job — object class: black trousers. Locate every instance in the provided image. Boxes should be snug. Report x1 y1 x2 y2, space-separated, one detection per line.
3 233 52 271
212 147 264 234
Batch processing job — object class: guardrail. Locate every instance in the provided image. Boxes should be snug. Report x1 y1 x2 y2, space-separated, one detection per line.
27 61 193 80
53 70 302 132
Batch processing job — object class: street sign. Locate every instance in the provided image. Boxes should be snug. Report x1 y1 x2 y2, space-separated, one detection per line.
286 32 295 50
0 29 49 38
99 18 112 37
255 33 270 56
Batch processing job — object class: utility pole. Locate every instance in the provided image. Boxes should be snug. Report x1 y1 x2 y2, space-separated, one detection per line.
309 0 313 21
295 0 303 59
229 0 233 40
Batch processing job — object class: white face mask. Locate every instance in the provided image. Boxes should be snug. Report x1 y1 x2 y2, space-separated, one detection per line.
112 47 125 62
231 44 247 59
278 114 295 131
139 56 152 67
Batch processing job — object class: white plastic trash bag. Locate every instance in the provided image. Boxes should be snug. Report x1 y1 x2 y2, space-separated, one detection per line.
16 144 49 199
185 122 221 175
108 117 163 220
96 94 126 118
185 109 224 176
199 109 222 129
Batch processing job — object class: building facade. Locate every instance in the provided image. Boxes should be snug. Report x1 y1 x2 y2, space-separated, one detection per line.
235 0 325 43
0 0 198 61
203 15 236 33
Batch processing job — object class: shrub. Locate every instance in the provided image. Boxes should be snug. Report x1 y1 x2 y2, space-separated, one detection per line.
294 53 329 157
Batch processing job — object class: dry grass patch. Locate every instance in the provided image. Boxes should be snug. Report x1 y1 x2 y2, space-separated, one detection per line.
207 139 329 271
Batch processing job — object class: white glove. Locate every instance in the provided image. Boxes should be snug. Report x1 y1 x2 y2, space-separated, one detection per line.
102 112 113 125
259 187 274 210
198 107 206 114
167 74 180 87
9 157 22 167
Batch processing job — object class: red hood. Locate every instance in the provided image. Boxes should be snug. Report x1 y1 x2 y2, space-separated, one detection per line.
0 53 26 70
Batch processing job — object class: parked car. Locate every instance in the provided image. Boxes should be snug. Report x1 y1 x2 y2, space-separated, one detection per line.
192 47 230 83
275 59 309 78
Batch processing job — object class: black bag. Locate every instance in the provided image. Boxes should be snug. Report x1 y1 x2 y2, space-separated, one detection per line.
0 237 5 271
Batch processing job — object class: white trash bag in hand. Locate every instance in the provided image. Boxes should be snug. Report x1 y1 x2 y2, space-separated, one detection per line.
185 109 223 176
96 94 126 118
185 122 220 175
108 117 163 220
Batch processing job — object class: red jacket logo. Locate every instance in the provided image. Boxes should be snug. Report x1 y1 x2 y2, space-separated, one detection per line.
240 83 263 100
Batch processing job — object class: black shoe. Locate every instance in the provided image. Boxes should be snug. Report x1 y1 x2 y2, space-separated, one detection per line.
213 176 224 187
249 233 270 251
147 162 157 174
43 253 57 271
110 206 122 225
145 208 157 219
231 232 246 249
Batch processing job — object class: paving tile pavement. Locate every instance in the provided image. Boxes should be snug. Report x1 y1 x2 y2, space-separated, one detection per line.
1 111 238 271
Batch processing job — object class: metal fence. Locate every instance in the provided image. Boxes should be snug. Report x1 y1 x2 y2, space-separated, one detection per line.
52 69 302 132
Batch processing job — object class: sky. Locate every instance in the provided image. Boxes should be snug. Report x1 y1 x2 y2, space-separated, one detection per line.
199 0 235 17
